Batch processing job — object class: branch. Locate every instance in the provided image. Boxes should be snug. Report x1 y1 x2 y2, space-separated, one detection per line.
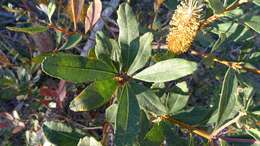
210 112 246 139
200 0 248 29
190 50 260 75
80 0 120 56
160 115 212 140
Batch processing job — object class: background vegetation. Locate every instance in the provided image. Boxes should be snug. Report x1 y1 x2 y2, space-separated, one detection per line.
0 0 260 146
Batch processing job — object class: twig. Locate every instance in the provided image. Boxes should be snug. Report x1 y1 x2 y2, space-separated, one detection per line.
210 112 246 139
80 0 120 56
220 137 260 144
200 0 248 29
190 50 260 75
160 115 212 141
48 24 76 36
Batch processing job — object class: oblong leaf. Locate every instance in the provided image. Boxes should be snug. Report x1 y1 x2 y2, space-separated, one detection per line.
70 79 117 111
128 32 153 75
133 58 197 82
216 68 239 126
115 85 140 146
131 82 166 115
60 33 82 50
244 16 260 33
207 0 224 14
43 121 85 146
117 3 139 46
77 136 102 146
41 53 116 83
6 25 48 34
117 3 139 70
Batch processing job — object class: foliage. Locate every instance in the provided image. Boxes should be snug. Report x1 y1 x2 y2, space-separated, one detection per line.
0 0 260 146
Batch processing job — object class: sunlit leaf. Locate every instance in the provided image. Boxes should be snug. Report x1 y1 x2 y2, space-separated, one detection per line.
41 53 116 83
133 58 197 82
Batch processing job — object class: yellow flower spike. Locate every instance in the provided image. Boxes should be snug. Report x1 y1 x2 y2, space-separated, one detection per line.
166 0 203 55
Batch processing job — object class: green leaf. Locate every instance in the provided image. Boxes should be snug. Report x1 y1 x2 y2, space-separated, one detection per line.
117 3 139 46
77 136 102 146
115 85 140 146
253 0 260 6
106 104 118 124
6 25 48 34
95 31 113 60
174 107 213 125
165 0 178 10
247 128 260 141
41 53 116 83
142 123 165 146
117 3 139 70
162 82 190 114
60 33 82 50
211 33 226 52
32 52 58 63
128 32 153 75
142 121 187 146
131 82 167 115
244 16 260 33
138 110 151 142
95 31 122 68
70 79 117 111
133 58 197 82
216 68 239 126
110 39 122 64
207 0 224 14
43 121 85 146
47 0 56 22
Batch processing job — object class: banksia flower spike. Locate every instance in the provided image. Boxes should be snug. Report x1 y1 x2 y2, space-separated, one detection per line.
166 0 203 54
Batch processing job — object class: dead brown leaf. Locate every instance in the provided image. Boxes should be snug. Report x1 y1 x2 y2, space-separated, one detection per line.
85 0 102 33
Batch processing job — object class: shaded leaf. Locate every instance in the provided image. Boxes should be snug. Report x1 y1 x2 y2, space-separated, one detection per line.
247 128 260 141
43 121 85 146
106 104 118 124
253 0 260 6
207 0 224 14
60 33 82 50
174 107 213 125
95 31 112 60
142 121 187 146
47 0 56 22
6 26 48 34
216 68 239 126
41 53 116 83
70 79 117 111
162 82 189 114
131 82 167 115
244 16 260 33
85 0 102 33
128 32 153 75
133 58 197 82
115 85 140 146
